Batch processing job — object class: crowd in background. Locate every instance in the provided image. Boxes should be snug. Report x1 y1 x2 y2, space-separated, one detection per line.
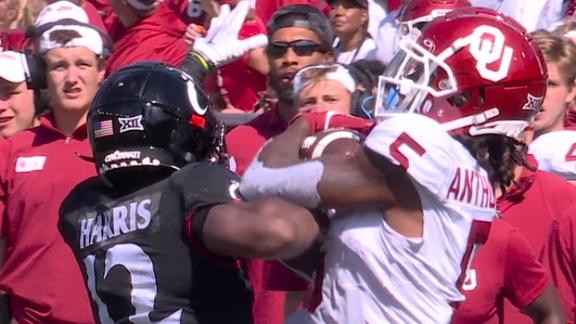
2 0 576 323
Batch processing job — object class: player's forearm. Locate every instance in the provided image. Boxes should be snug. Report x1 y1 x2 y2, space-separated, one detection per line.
202 200 320 260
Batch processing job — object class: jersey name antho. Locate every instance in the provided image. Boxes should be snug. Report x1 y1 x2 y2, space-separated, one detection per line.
446 167 495 209
80 199 153 249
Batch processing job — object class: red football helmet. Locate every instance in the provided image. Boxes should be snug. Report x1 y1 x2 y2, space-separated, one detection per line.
399 0 471 35
376 7 548 138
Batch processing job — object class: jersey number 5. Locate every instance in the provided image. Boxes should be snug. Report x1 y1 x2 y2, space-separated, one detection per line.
389 132 426 169
83 244 183 322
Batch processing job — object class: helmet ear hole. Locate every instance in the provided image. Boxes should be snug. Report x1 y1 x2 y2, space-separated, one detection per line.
475 89 486 109
447 91 471 108
413 22 427 31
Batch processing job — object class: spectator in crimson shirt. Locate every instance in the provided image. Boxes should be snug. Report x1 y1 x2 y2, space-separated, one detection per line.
105 0 189 75
0 16 107 323
225 4 334 324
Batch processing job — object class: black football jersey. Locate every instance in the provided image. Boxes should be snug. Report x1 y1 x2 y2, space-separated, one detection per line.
59 162 253 324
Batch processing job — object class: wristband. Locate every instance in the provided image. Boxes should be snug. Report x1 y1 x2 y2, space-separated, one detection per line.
191 207 211 246
188 51 213 72
240 160 324 209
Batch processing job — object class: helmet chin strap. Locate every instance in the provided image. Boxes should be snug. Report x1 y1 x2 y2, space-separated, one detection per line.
441 107 500 132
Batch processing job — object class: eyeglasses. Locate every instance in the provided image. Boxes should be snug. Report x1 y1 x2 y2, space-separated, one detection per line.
267 40 324 58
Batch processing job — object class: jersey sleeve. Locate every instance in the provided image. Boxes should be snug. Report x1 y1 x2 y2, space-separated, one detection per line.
374 10 401 65
529 132 576 180
502 225 549 309
172 162 241 212
364 114 478 203
175 163 243 266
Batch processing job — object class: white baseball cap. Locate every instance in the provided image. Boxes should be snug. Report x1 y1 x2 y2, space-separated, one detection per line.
34 1 104 56
35 1 89 26
38 25 104 56
0 51 28 84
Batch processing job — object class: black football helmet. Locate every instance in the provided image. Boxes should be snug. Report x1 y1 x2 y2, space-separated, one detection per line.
88 61 221 186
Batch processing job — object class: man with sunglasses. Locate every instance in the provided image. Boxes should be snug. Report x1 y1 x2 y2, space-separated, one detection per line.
224 4 335 324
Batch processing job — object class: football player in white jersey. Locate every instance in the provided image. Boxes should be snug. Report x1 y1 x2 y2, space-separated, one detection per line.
528 30 576 183
240 7 547 323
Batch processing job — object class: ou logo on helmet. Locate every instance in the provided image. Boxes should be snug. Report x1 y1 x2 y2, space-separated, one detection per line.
467 25 514 82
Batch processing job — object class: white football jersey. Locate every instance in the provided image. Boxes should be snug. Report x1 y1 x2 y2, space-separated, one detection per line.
367 0 387 41
470 0 563 31
288 114 496 324
529 130 576 180
374 9 402 65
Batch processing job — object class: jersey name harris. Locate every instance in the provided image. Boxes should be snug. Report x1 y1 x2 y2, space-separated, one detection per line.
79 193 161 251
446 167 496 209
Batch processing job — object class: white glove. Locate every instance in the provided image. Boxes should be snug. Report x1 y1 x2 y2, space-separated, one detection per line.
192 0 268 68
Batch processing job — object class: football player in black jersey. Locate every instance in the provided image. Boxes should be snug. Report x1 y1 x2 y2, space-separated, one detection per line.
58 2 321 323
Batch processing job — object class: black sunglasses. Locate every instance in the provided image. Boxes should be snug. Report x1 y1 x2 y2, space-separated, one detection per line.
267 40 324 58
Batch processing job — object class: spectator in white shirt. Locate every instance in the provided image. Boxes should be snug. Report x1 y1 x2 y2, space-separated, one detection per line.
328 0 378 64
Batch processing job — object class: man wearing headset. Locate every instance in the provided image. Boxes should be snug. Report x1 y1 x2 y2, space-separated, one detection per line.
0 2 106 321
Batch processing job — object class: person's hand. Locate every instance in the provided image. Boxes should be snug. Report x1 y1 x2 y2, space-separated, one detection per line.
184 23 206 45
290 111 375 135
192 0 267 68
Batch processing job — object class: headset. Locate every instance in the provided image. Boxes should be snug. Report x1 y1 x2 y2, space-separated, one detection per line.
22 19 114 90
